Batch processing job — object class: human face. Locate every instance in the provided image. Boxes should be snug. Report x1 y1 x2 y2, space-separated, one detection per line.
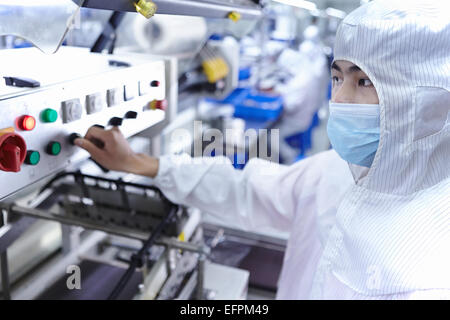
330 60 379 104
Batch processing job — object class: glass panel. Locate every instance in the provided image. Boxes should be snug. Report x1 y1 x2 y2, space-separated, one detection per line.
0 0 84 53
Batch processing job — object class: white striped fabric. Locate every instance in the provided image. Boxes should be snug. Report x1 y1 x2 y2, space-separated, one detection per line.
311 0 450 297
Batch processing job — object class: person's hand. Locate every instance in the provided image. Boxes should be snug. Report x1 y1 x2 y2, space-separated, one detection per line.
74 126 159 177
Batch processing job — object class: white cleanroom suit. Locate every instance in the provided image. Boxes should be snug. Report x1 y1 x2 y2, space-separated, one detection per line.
150 0 450 299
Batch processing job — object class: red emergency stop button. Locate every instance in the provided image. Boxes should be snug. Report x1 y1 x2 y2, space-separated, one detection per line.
19 115 36 131
0 132 27 172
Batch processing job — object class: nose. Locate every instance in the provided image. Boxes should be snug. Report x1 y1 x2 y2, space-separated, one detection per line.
332 82 357 104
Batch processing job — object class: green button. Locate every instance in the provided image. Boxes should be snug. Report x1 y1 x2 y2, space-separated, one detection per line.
41 109 58 123
47 141 61 156
25 150 40 165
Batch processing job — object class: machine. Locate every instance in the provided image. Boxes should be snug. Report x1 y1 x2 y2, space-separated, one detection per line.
0 46 248 300
0 0 270 300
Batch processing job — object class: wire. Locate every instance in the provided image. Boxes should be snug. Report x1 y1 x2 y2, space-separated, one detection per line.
107 205 178 300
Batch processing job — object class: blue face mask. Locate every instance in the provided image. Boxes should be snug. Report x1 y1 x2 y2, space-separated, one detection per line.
327 102 380 167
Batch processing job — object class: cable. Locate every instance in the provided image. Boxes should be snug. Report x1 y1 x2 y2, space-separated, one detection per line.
107 205 178 300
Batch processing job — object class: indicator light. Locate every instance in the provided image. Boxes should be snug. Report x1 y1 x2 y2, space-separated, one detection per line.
41 109 58 123
20 115 36 131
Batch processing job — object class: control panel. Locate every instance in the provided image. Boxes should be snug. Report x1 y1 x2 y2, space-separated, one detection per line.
0 47 172 200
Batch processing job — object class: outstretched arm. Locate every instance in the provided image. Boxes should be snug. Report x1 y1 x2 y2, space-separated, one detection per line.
74 126 300 232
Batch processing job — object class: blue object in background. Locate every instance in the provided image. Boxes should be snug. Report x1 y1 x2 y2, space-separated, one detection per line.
238 67 251 81
294 154 306 162
13 42 32 49
207 87 283 122
234 92 283 122
209 34 223 41
327 80 332 100
285 112 320 161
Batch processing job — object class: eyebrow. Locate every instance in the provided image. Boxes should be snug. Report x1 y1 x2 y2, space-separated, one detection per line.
331 62 362 73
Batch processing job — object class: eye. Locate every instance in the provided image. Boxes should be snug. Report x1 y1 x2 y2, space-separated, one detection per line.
331 76 343 86
358 78 373 87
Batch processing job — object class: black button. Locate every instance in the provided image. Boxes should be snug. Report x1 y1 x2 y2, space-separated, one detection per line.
108 117 123 126
69 133 82 145
124 111 138 119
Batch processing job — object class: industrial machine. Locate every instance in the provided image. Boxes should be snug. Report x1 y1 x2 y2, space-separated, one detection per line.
0 46 249 300
0 0 266 300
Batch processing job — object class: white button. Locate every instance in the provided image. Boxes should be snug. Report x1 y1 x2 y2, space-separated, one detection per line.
61 98 82 123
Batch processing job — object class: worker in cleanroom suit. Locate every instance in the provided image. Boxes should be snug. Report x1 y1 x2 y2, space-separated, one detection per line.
75 0 450 299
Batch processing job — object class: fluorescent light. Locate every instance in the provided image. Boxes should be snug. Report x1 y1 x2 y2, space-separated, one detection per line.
272 0 317 11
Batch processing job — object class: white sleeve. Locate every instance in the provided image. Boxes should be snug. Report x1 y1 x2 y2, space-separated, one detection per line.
150 151 342 233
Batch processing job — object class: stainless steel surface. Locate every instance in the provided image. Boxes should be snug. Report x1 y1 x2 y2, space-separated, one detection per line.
0 215 36 253
196 253 206 299
0 47 170 201
157 251 199 299
10 231 107 300
3 204 150 241
176 269 198 299
0 251 10 299
81 0 262 19
202 221 287 251
1 220 62 286
158 237 209 255
203 262 249 299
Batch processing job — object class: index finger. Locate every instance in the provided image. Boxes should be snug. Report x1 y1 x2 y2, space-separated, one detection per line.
84 125 109 141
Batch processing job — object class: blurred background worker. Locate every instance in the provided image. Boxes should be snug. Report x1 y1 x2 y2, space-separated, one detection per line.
75 0 450 299
274 18 329 163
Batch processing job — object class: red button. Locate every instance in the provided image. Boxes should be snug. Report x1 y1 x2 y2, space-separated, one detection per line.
155 99 167 110
19 115 36 131
150 80 160 87
0 132 27 172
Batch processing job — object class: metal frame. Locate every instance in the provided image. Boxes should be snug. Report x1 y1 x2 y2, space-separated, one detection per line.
81 0 262 19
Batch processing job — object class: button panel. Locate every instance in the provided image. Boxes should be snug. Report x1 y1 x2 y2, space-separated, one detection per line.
0 49 168 200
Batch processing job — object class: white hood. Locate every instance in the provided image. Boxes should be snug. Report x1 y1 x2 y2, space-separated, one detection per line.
334 0 449 195
311 0 450 297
